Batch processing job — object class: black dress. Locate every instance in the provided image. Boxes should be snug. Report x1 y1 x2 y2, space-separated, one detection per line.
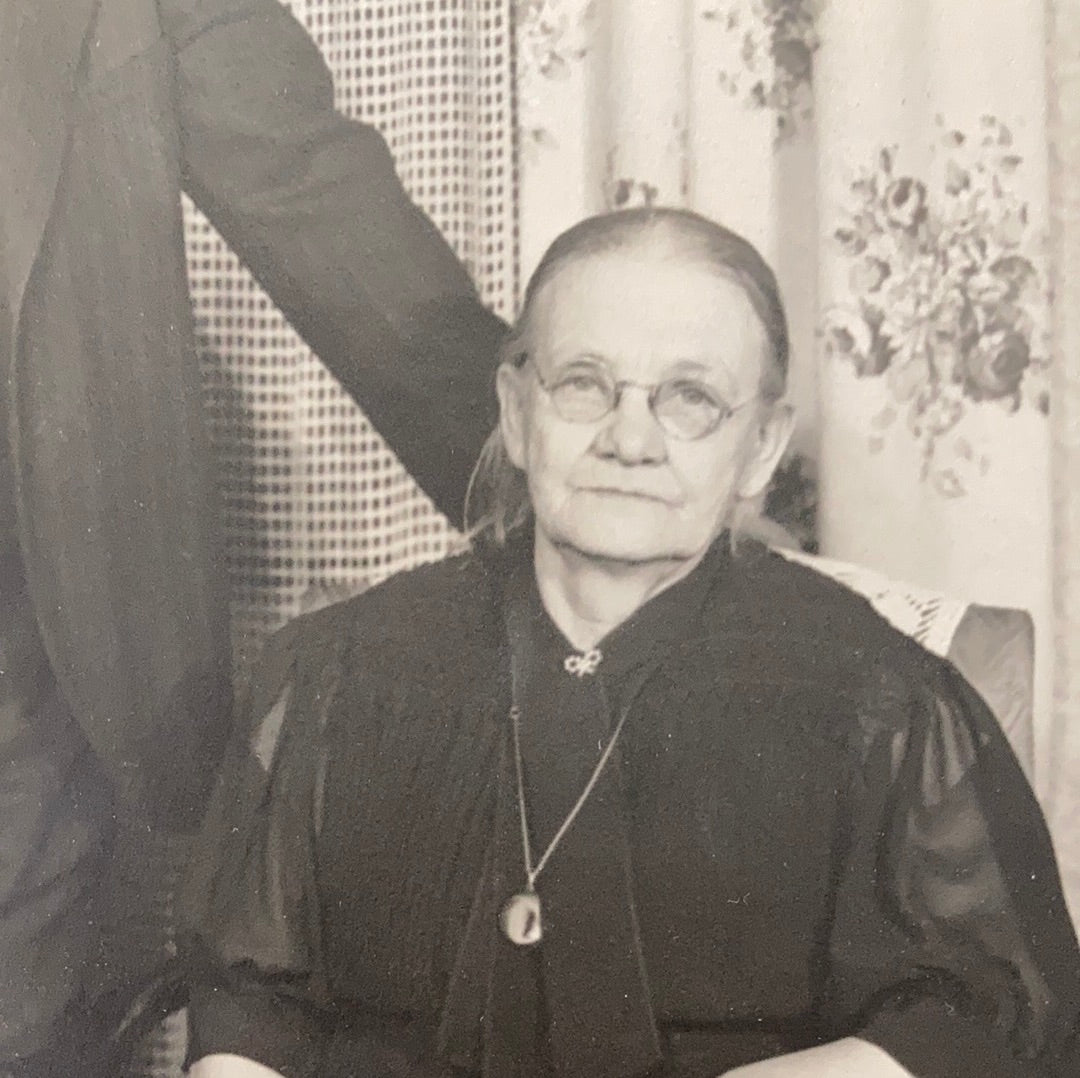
182 534 1080 1077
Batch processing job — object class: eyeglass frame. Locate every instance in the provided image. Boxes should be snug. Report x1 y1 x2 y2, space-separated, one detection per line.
515 353 760 442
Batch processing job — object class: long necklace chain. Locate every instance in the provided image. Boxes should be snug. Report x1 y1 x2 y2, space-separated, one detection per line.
508 674 632 892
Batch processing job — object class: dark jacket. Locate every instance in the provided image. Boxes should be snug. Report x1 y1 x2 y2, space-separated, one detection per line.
0 0 505 821
185 538 1080 1077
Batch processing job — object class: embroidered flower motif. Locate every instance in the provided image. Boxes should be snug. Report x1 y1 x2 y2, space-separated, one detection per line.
848 256 891 296
820 116 1050 496
882 177 929 233
963 330 1031 403
605 177 661 211
515 0 592 80
515 0 595 159
703 0 822 140
822 305 892 378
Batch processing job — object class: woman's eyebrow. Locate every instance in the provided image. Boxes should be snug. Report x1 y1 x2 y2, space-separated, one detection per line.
662 358 740 390
549 351 612 370
551 353 737 389
664 358 711 375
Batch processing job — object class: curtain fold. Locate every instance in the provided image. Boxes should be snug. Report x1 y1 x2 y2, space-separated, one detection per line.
815 0 1053 771
1046 0 1080 920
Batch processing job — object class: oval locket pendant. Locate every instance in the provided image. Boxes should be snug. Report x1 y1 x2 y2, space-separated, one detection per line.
499 891 543 946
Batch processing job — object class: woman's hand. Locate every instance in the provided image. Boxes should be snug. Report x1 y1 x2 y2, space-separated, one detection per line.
723 1037 914 1076
188 1055 287 1078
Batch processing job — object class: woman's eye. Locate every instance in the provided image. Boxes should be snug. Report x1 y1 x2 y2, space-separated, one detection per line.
671 383 714 407
562 373 607 393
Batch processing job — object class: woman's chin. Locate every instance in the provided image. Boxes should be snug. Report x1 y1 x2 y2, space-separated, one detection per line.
548 521 705 566
532 491 722 565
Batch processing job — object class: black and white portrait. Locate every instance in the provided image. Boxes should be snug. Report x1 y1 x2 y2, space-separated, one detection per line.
2 1 1078 1074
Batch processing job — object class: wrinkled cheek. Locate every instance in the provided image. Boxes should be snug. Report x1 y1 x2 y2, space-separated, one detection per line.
683 475 740 540
524 475 579 536
523 430 594 501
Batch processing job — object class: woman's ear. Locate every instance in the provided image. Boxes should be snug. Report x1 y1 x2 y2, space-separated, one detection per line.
735 402 795 501
496 362 529 471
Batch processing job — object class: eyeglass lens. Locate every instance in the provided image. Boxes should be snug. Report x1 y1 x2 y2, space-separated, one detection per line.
544 367 730 440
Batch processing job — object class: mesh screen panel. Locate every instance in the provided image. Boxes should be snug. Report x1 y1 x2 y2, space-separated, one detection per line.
184 0 516 667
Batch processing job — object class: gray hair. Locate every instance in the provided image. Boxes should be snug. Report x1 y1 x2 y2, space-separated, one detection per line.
464 207 790 547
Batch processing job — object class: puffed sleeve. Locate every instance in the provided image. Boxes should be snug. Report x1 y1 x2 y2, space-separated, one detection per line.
825 654 1080 1076
180 613 344 1077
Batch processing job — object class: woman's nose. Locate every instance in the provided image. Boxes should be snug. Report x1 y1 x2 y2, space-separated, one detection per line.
592 386 668 464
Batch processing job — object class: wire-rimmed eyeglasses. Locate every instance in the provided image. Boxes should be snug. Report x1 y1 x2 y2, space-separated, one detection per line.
521 356 757 442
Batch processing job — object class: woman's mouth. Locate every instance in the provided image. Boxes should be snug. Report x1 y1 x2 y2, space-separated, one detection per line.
579 486 675 505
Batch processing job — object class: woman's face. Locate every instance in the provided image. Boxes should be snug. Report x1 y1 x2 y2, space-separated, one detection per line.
498 247 792 565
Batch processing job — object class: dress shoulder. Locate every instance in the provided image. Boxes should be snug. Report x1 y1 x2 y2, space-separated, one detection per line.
704 541 942 718
277 550 500 672
717 550 1080 1071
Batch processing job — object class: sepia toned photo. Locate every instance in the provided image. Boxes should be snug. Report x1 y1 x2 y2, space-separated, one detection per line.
2 1 1079 1074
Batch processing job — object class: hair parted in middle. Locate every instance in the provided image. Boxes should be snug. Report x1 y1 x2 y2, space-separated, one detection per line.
464 206 790 546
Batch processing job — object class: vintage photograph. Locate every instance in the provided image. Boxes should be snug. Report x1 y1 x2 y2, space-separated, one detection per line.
1 0 1078 1074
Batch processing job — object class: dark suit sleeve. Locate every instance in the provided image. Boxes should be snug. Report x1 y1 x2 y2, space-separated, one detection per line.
160 0 507 528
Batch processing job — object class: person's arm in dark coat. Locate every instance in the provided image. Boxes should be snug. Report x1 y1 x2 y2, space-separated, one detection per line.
160 0 507 528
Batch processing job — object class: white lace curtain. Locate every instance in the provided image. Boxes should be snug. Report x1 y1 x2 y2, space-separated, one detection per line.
185 0 516 667
515 0 1079 912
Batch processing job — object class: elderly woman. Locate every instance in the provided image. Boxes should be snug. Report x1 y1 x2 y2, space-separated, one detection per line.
184 209 1080 1078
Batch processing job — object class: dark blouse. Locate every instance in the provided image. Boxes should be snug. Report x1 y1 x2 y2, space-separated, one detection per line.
182 535 1080 1078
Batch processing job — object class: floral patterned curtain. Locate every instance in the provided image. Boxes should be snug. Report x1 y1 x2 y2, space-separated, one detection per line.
1047 0 1080 922
514 0 1079 915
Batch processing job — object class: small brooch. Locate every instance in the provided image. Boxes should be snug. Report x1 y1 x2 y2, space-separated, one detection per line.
563 648 602 677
